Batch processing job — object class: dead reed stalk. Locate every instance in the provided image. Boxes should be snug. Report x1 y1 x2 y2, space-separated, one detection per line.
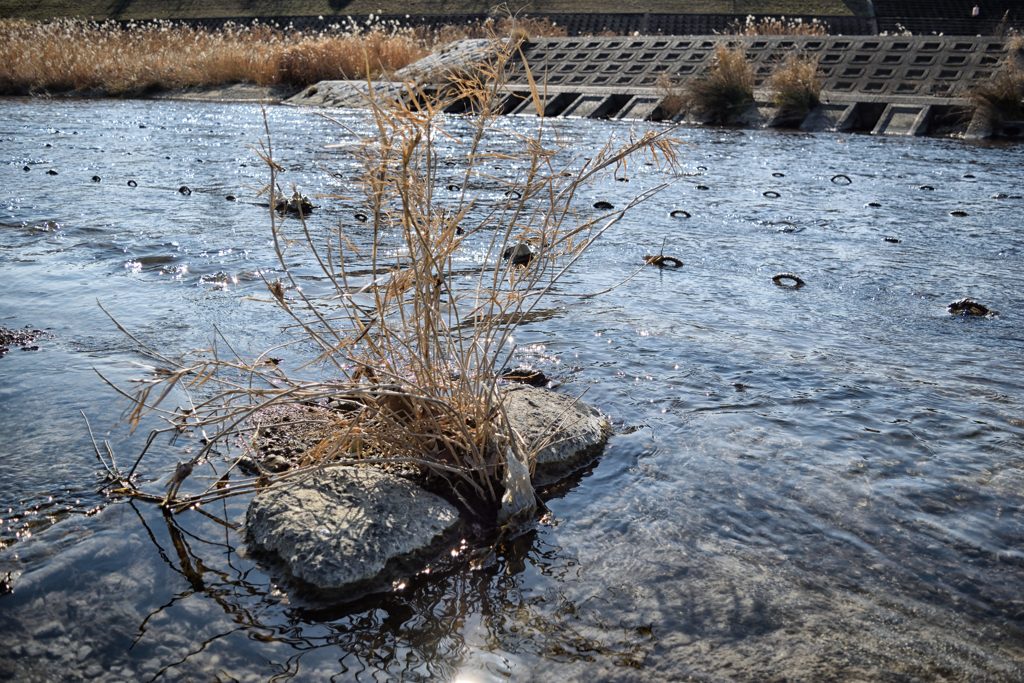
99 34 678 528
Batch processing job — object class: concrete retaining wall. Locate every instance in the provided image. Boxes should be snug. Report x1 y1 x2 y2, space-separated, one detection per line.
491 34 1019 137
291 35 1021 139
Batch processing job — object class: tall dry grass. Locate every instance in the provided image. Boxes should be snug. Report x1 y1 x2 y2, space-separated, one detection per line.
968 59 1024 129
0 14 569 96
275 28 427 87
97 36 677 528
0 18 426 95
767 52 821 118
1008 32 1024 58
685 45 755 124
655 73 688 120
724 14 830 36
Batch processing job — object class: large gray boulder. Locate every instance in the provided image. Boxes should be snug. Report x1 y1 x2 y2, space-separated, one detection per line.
246 467 459 593
392 38 496 83
286 39 498 109
502 385 612 486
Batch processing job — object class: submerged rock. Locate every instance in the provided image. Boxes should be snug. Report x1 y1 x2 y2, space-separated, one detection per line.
948 298 997 317
502 242 534 267
500 366 550 387
246 467 460 594
0 326 48 358
502 385 612 486
275 193 314 216
644 254 684 268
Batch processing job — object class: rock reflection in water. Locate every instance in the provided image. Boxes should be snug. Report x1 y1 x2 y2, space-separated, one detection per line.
1 456 661 681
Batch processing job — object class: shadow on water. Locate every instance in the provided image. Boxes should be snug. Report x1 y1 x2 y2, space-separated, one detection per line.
88 478 651 682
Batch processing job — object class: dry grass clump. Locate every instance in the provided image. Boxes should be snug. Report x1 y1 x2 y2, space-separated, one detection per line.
767 53 821 119
0 17 428 95
725 14 829 36
98 37 677 527
0 12 570 95
1008 32 1024 57
275 29 426 87
968 60 1024 130
879 22 913 37
655 73 687 121
685 45 755 124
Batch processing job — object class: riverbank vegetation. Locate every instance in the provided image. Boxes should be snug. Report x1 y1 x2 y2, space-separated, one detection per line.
0 15 562 96
0 1 862 22
684 45 755 124
657 44 822 124
969 59 1024 131
768 52 822 119
96 36 676 526
724 14 830 36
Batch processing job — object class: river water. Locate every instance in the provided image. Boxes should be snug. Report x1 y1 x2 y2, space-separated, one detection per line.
1 98 1022 681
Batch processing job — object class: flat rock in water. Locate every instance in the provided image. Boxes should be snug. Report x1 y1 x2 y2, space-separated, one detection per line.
246 467 459 593
502 385 611 486
285 79 406 108
155 83 292 103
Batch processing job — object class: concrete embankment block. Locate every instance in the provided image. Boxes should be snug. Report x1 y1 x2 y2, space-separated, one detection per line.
613 95 663 121
561 94 615 118
289 35 1015 138
872 104 933 136
801 103 853 132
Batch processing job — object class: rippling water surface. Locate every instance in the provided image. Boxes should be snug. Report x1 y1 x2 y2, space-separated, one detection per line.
1 98 1023 681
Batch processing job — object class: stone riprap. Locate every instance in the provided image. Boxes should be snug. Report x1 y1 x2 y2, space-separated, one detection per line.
502 385 612 486
246 466 460 593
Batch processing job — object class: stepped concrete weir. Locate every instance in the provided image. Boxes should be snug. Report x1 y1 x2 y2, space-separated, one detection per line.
289 34 1022 139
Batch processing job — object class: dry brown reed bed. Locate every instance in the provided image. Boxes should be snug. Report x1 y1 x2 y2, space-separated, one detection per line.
94 36 677 529
969 33 1024 124
767 52 822 118
0 17 424 95
0 15 563 96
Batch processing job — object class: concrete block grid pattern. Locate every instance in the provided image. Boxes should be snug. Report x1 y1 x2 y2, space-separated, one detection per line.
504 35 1013 103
